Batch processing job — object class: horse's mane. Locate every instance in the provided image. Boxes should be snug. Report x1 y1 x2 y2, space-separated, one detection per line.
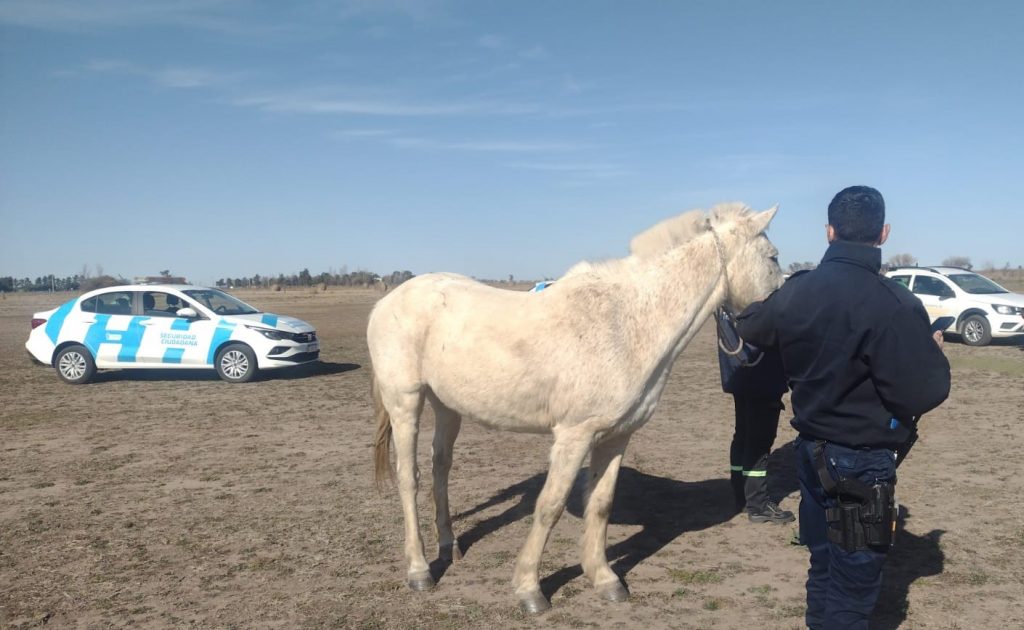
629 202 754 259
562 202 754 279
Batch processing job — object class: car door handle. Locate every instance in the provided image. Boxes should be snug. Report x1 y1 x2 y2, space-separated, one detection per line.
140 321 154 326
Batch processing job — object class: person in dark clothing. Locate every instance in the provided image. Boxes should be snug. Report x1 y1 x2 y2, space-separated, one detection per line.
735 186 950 630
716 308 794 524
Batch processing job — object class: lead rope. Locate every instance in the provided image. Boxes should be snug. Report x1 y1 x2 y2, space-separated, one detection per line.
712 230 764 366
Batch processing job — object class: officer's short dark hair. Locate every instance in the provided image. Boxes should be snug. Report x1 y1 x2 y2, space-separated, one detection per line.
828 186 885 243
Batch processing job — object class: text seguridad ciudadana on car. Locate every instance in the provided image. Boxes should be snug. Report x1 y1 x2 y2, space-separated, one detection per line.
26 284 319 384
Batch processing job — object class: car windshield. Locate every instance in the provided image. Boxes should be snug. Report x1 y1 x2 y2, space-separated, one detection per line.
946 273 1008 295
183 289 260 315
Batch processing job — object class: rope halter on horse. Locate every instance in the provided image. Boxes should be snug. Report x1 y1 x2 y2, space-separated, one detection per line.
710 230 764 366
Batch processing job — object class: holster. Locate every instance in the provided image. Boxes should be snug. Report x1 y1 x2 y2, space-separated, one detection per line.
814 441 897 552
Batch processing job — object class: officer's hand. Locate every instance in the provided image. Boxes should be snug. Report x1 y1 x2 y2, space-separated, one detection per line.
932 330 944 349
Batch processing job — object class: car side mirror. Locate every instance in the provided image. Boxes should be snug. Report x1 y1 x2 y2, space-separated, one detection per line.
176 307 198 319
939 294 954 301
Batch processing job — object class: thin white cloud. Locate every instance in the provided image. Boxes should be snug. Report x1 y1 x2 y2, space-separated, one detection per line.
154 67 225 89
387 137 585 153
518 44 547 60
81 58 237 90
85 59 137 73
0 0 450 34
508 161 627 178
77 58 548 119
333 128 401 138
478 34 505 49
236 94 474 116
709 153 803 176
562 74 584 94
333 0 450 23
0 0 258 33
233 90 540 117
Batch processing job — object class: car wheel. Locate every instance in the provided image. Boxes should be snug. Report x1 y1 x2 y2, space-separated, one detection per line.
961 314 992 347
55 344 96 384
215 343 258 383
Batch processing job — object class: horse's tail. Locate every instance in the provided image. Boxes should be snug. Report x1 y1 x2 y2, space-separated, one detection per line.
372 369 394 490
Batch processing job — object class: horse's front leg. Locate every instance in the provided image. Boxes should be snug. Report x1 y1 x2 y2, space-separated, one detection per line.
430 400 463 563
513 426 594 613
389 391 433 591
581 433 632 602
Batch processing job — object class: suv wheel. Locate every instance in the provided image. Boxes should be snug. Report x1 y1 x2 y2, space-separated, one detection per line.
961 314 992 347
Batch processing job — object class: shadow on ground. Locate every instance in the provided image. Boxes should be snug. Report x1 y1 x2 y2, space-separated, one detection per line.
90 361 360 383
443 466 749 599
872 507 945 630
771 446 943 627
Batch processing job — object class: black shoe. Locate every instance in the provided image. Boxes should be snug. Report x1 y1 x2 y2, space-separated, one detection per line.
748 501 795 524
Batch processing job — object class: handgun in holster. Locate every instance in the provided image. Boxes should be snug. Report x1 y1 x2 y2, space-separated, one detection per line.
813 441 897 552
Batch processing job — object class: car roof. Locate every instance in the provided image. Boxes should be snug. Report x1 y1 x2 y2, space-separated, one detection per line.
90 284 213 292
887 266 976 276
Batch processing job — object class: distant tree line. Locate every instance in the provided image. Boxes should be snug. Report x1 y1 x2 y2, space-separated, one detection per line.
214 268 415 290
0 274 130 293
0 268 415 293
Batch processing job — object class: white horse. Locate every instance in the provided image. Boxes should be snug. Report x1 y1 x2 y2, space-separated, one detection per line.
368 203 781 612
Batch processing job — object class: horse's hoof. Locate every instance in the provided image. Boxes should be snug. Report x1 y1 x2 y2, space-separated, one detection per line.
439 542 462 562
407 572 435 591
518 591 551 614
597 580 630 602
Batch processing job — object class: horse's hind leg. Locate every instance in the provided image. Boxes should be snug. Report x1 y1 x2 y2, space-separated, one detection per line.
581 433 631 602
387 388 433 590
429 395 463 563
513 426 594 613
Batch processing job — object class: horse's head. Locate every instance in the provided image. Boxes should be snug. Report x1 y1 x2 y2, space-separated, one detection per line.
708 204 783 313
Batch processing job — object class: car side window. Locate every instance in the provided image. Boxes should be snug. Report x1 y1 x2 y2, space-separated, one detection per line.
94 291 134 315
80 297 98 313
912 276 955 298
891 275 911 288
142 292 181 317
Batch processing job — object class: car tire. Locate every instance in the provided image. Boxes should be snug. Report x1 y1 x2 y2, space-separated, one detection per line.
55 344 96 384
215 343 258 383
961 314 992 347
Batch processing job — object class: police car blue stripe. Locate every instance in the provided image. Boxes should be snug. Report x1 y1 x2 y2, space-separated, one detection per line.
171 318 192 331
116 317 150 362
83 314 113 356
162 347 185 364
261 314 279 327
44 299 77 344
206 320 237 364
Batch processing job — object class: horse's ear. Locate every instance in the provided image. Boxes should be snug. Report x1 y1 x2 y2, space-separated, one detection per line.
750 204 778 234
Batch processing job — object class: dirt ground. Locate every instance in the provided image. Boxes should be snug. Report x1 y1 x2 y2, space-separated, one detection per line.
1 287 1022 629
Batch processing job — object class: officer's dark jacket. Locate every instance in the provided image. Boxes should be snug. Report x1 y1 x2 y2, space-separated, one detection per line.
716 310 788 399
736 240 951 448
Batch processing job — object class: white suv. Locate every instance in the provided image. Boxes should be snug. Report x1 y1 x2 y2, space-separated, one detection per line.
885 267 1024 346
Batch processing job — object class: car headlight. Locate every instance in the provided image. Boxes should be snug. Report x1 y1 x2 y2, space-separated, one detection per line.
992 304 1023 316
246 325 290 340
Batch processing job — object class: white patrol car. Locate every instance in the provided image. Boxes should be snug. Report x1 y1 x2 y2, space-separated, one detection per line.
26 285 319 383
885 267 1024 346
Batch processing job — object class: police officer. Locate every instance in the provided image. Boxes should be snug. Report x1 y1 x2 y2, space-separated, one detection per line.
716 308 794 523
735 186 950 630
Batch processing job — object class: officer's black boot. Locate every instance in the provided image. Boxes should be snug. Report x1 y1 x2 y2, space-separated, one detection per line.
730 468 745 511
745 455 795 524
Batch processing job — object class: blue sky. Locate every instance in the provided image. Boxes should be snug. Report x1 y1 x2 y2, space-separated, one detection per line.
2 1 1022 285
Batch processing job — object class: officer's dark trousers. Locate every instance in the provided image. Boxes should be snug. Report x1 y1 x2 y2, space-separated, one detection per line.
795 436 896 630
729 395 783 509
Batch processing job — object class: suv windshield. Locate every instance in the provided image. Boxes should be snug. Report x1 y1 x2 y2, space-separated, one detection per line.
183 289 260 315
946 273 1008 295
